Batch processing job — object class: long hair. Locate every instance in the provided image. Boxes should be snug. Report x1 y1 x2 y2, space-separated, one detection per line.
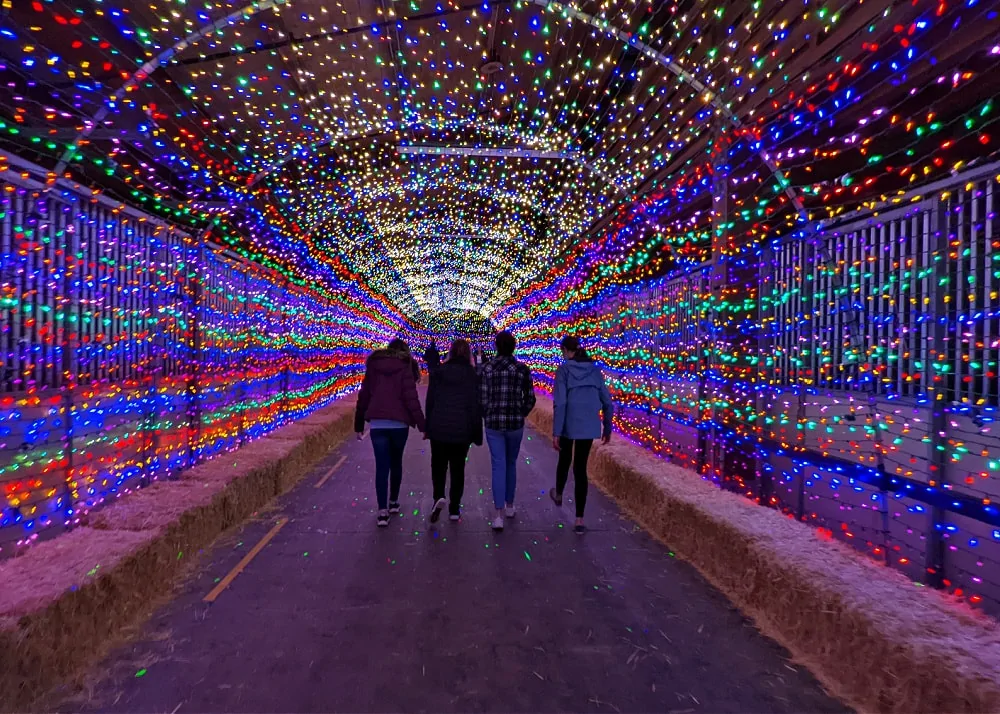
560 335 590 362
448 338 472 365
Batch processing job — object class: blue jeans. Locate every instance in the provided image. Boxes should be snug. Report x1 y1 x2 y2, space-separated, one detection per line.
485 428 524 509
370 428 409 510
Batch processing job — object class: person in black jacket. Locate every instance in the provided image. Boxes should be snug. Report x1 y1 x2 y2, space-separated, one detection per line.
424 341 440 372
423 338 482 523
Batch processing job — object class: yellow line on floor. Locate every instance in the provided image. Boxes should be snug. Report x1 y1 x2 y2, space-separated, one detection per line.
314 455 347 489
203 518 288 603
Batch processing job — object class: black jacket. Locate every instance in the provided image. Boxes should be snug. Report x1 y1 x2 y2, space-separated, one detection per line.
424 344 441 368
424 360 483 445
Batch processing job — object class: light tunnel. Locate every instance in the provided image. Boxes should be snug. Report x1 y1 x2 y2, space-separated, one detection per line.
2 0 1000 710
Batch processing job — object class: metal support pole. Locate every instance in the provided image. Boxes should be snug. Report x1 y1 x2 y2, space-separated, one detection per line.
925 199 950 588
704 124 731 482
756 242 772 506
280 280 291 424
238 266 249 446
187 235 205 468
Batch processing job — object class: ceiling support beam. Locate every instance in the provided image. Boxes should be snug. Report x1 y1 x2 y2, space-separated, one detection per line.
527 0 809 225
51 0 288 179
396 145 579 160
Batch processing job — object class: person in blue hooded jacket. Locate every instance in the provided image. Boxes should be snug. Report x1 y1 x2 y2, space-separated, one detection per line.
549 335 614 533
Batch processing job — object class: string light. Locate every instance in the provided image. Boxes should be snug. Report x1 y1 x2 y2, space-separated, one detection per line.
1 0 999 615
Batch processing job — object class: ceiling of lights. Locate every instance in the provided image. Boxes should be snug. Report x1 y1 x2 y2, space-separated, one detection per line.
3 0 997 330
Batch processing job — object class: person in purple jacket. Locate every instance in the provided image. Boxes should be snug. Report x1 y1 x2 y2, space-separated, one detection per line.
355 338 426 527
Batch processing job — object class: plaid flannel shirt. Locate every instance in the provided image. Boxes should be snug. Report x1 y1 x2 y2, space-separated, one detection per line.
478 356 536 431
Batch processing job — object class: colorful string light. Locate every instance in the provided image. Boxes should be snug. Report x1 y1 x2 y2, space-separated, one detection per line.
1 0 999 616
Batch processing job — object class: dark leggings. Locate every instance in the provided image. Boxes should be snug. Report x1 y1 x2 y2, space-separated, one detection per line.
430 440 470 514
556 437 593 518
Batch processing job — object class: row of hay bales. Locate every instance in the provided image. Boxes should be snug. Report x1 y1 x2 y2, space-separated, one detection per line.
0 396 357 711
527 395 1000 714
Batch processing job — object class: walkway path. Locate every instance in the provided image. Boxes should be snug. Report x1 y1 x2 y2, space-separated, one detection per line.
62 406 846 713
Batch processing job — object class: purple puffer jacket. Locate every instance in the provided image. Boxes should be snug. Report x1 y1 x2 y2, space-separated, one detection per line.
354 349 426 433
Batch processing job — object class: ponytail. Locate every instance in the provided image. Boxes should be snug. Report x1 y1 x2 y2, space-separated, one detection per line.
560 335 592 362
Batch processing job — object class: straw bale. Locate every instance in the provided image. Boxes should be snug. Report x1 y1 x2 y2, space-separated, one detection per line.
0 528 156 628
88 481 213 533
527 394 1000 713
0 396 357 711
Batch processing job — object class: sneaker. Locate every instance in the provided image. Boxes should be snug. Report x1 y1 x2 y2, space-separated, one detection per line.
549 488 562 507
388 501 401 514
492 514 505 531
574 524 586 534
377 510 390 527
505 505 516 519
429 498 446 524
449 513 460 522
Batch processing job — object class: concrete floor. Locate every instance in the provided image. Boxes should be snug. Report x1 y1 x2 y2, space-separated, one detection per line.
59 415 847 713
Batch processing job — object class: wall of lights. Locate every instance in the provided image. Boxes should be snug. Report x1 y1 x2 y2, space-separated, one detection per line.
0 170 399 554
2 0 1000 625
508 163 1000 617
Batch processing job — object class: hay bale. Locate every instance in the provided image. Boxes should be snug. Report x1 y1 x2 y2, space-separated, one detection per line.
0 396 357 711
89 481 212 533
528 393 1000 714
0 527 160 706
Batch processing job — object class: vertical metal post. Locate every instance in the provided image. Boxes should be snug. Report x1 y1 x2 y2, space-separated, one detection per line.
238 265 249 445
149 236 163 479
56 196 77 525
756 241 772 506
925 197 950 588
699 126 730 477
794 237 815 520
187 233 206 468
280 279 291 424
695 275 710 474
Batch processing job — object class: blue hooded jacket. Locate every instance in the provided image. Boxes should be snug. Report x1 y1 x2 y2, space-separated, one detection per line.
553 358 614 440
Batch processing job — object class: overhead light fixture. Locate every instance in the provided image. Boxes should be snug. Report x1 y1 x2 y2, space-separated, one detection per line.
396 145 579 160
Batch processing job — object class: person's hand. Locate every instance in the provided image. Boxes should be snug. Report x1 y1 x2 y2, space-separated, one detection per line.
552 437 560 451
601 433 611 445
356 430 365 441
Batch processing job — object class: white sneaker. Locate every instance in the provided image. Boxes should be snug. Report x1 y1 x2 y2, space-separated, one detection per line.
505 505 516 518
492 514 505 531
429 498 446 524
449 512 460 522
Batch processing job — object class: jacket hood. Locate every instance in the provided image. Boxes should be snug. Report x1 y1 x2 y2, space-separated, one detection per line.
367 349 412 375
562 359 603 388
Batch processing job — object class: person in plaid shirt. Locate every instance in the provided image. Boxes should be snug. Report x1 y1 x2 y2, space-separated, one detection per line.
478 330 536 531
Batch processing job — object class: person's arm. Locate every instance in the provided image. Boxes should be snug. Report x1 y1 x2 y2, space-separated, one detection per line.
478 367 487 413
403 367 426 432
520 364 537 417
552 365 567 446
354 366 371 434
467 374 483 446
424 370 437 433
598 369 614 443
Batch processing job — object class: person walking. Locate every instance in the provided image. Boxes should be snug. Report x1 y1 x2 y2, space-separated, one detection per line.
550 335 614 534
355 338 426 527
424 341 441 372
479 330 536 531
423 338 482 523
